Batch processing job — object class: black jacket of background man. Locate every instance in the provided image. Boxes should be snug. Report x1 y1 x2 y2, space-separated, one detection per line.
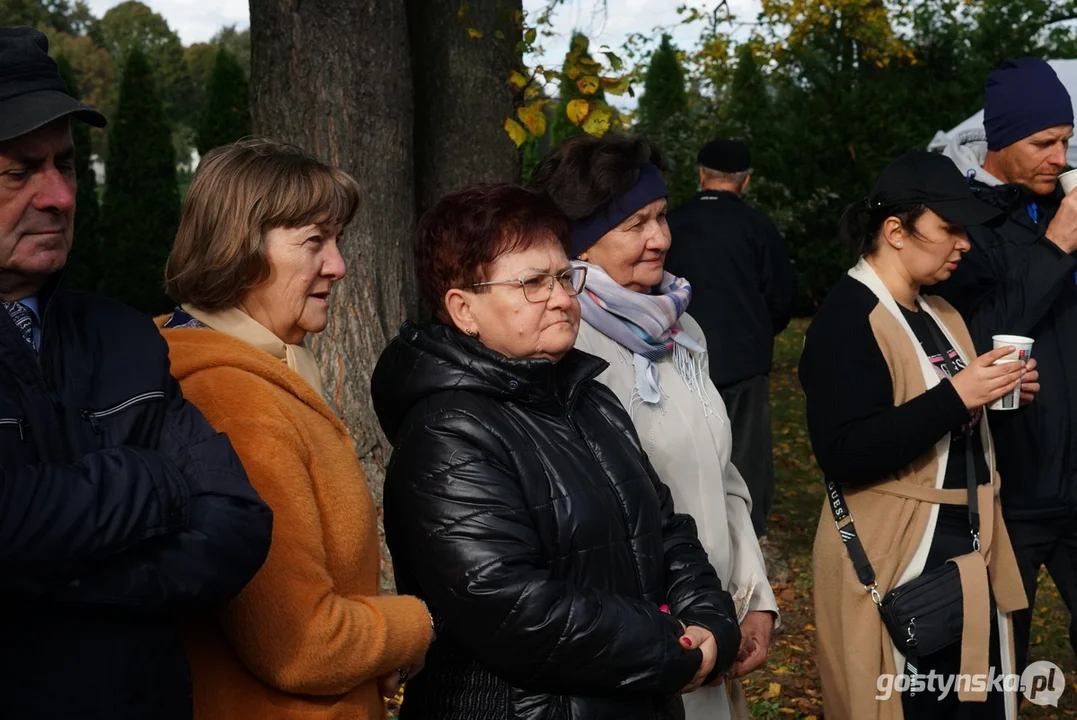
930 182 1077 520
372 322 740 720
665 190 795 389
0 280 273 719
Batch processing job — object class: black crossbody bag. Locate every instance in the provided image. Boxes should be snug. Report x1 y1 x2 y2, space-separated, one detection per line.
827 304 980 689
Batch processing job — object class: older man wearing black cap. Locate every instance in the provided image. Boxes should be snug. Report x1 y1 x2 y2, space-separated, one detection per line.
665 139 794 539
0 26 271 719
932 57 1077 672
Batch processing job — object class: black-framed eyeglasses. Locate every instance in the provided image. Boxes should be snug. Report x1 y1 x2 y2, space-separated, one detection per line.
470 266 588 303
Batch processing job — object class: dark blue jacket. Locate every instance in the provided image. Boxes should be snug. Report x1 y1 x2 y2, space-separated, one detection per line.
930 181 1077 520
665 190 795 388
0 280 273 718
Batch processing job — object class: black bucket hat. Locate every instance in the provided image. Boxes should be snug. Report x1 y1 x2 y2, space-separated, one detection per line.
0 26 106 143
869 151 1003 227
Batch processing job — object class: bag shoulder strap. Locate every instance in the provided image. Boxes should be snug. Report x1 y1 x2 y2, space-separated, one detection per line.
827 300 981 605
826 480 881 604
913 299 980 548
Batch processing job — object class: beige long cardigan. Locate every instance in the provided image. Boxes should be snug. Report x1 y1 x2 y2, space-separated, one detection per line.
812 260 1027 720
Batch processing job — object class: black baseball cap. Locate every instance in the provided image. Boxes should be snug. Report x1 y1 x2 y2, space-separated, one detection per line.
868 151 1002 227
0 26 106 143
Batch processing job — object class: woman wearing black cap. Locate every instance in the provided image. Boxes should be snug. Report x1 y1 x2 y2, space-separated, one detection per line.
802 151 1037 719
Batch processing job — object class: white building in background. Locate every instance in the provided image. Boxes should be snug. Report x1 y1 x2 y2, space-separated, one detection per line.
89 149 201 187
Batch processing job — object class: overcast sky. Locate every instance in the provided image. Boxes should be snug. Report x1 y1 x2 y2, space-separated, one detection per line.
86 0 249 43
85 0 764 66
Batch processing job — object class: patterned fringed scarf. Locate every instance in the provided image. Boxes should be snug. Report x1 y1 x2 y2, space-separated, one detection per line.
574 260 710 413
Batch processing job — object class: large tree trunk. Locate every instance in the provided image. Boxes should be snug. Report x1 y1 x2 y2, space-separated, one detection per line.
249 0 415 590
408 0 522 215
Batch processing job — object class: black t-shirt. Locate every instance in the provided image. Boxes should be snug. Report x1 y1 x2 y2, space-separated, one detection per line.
900 305 989 534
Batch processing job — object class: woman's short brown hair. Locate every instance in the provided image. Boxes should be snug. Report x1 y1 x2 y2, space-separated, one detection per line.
165 138 361 310
414 184 570 323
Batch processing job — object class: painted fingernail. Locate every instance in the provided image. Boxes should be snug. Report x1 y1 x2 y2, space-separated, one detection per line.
681 637 692 647
659 604 670 614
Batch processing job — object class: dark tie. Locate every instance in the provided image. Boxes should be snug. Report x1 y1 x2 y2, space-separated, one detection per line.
2 301 35 351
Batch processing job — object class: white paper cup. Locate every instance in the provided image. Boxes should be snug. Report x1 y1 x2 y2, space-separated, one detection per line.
989 334 1033 411
1060 169 1077 195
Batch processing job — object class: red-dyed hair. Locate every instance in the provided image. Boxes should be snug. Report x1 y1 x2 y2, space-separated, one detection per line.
415 183 571 323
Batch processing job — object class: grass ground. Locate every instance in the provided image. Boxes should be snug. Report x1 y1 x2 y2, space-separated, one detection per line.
389 317 1077 718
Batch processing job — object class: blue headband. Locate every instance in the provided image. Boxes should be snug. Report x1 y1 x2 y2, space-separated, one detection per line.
571 164 669 257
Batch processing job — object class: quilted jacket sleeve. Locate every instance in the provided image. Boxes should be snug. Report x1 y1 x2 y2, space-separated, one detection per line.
48 368 273 609
384 409 702 698
0 444 191 596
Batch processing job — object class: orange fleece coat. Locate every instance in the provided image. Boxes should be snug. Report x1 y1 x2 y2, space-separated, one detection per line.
159 324 431 719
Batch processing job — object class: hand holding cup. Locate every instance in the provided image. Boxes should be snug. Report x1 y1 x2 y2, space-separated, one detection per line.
949 345 1026 411
1046 179 1077 254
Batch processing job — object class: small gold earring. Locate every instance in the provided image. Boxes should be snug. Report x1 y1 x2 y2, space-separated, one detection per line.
466 328 477 337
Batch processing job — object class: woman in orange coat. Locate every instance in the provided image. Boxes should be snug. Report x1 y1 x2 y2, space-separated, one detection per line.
158 139 432 719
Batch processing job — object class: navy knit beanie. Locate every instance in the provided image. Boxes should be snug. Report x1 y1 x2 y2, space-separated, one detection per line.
984 58 1073 150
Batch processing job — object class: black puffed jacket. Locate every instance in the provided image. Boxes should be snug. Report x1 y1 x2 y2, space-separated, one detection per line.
372 321 740 720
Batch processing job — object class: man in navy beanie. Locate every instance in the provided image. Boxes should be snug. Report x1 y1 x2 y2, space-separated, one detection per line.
932 57 1077 673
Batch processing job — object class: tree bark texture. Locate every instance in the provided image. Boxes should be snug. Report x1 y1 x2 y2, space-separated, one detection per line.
250 0 415 590
408 0 522 215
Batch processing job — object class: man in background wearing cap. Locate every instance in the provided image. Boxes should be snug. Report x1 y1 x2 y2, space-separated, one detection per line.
0 26 271 718
933 56 1077 672
665 139 795 538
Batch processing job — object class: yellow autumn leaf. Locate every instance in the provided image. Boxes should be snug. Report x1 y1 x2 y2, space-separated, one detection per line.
576 75 600 95
582 106 611 136
467 27 483 39
764 682 782 699
456 2 469 23
565 98 590 126
509 70 528 89
577 56 602 73
563 61 581 80
807 716 818 720
517 104 546 136
600 76 631 95
504 117 526 147
524 27 537 45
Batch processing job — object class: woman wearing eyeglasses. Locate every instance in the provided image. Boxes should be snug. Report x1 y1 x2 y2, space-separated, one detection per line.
371 183 740 719
530 135 776 720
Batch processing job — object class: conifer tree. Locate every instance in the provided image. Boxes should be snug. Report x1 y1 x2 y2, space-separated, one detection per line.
637 35 687 136
196 47 250 155
637 35 694 207
55 54 102 292
98 47 179 314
